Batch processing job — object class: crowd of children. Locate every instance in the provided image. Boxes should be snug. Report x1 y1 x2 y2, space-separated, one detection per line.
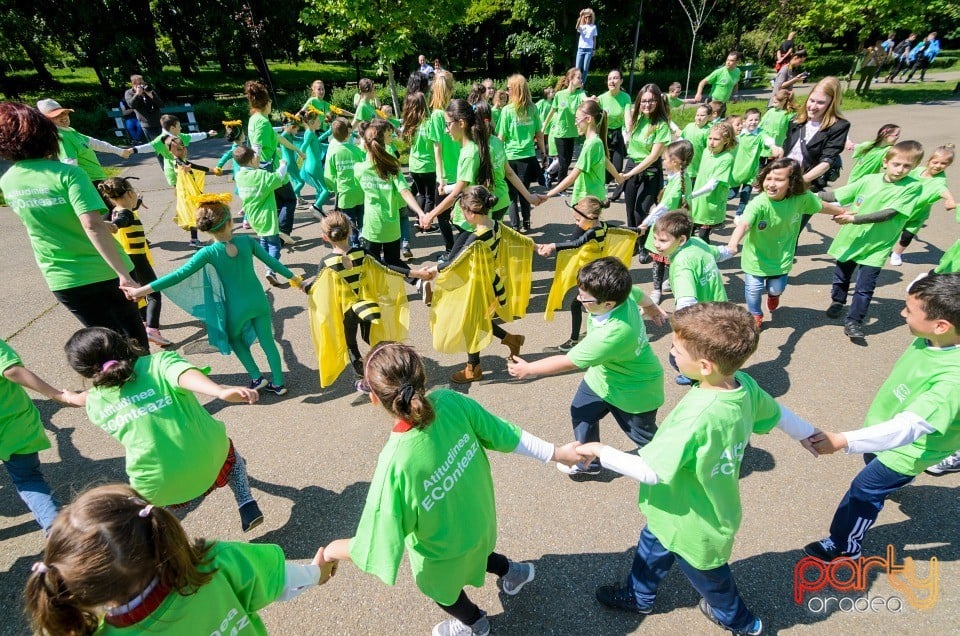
2 62 959 636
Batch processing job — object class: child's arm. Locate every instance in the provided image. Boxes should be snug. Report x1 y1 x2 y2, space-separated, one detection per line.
544 167 581 198
576 443 660 484
251 240 300 284
422 179 468 226
187 131 218 143
637 291 668 326
939 187 957 212
621 144 665 180
86 136 134 159
833 208 899 226
3 365 86 406
176 368 260 404
605 156 625 185
639 202 670 231
727 219 750 254
809 412 936 456
433 142 446 188
505 162 546 205
690 177 719 198
506 354 577 379
513 432 584 466
78 213 138 288
278 134 306 159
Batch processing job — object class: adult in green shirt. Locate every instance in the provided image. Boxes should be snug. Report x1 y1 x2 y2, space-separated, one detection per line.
0 102 148 349
37 98 133 186
598 69 631 188
694 51 742 103
508 257 667 479
301 79 332 131
543 68 586 183
496 74 546 232
320 342 580 636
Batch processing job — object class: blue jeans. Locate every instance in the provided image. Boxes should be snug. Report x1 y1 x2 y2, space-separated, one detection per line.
575 48 594 78
4 452 60 534
260 235 282 276
400 207 411 244
340 204 363 247
743 273 788 316
831 260 882 324
828 455 914 556
628 526 758 631
570 380 658 461
734 184 753 216
274 182 297 237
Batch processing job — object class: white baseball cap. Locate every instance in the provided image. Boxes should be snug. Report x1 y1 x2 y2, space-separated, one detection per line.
36 99 74 118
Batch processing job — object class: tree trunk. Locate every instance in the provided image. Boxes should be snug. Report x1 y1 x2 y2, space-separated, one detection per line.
89 59 114 95
386 62 400 117
127 0 163 75
170 37 196 78
684 31 698 98
18 36 56 86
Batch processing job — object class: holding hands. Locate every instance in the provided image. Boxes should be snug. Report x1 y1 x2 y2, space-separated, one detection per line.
217 386 261 404
312 547 339 585
640 302 669 326
832 213 856 225
805 430 848 455
536 243 556 257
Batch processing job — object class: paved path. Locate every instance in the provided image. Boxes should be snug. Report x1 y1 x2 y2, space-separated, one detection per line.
1 92 958 635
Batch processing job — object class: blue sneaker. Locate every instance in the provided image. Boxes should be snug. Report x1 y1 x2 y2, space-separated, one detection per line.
675 374 695 386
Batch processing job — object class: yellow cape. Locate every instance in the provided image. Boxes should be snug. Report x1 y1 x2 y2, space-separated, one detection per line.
544 226 638 320
174 169 205 230
307 258 409 387
493 223 534 322
430 241 498 354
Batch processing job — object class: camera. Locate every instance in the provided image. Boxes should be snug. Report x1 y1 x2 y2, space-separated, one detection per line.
111 208 134 228
141 84 150 91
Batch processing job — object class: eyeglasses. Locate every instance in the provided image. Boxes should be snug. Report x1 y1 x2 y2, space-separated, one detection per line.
576 293 599 304
444 120 455 129
639 99 658 105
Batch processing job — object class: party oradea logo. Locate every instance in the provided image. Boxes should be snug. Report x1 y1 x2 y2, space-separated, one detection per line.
794 545 938 613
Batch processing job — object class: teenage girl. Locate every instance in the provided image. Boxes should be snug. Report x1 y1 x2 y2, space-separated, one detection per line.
891 144 957 265
353 78 379 128
544 99 622 204
25 483 334 635
302 79 335 127
64 327 265 530
317 342 580 636
639 140 695 304
598 69 631 198
299 107 333 217
621 83 672 261
497 74 546 232
681 103 711 180
356 119 428 267
424 186 526 383
123 200 300 396
689 121 738 241
726 158 846 329
279 113 306 203
543 68 586 182
537 195 612 351
97 177 170 347
848 123 901 183
402 90 438 230
428 72 459 252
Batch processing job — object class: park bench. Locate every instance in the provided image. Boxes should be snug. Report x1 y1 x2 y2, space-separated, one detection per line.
106 103 199 141
738 63 761 88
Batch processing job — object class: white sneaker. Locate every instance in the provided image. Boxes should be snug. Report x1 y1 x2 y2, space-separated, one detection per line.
662 280 671 293
926 451 960 475
649 290 662 305
499 562 535 595
889 252 903 266
432 612 489 636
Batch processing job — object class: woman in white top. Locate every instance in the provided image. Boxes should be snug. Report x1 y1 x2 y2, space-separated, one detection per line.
575 9 598 79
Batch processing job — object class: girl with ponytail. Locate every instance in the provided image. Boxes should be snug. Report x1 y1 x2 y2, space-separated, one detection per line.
543 98 622 205
316 342 580 636
25 483 334 635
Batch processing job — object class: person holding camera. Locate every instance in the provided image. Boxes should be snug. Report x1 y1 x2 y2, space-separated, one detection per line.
768 50 808 107
575 8 598 79
123 74 163 139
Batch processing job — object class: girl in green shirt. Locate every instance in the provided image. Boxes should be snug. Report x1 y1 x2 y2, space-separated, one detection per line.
689 121 738 242
26 483 334 635
301 79 333 131
352 78 379 129
544 99 622 204
891 144 957 265
401 91 438 233
598 69 631 190
543 68 586 181
849 123 901 184
427 73 459 252
497 74 546 232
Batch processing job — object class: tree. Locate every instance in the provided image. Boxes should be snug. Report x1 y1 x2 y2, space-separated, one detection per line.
301 0 473 114
673 0 722 96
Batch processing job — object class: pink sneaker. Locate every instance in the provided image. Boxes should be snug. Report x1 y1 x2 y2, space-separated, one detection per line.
146 328 173 347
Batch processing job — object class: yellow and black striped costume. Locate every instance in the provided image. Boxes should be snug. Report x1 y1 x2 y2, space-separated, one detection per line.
115 212 153 264
438 221 506 306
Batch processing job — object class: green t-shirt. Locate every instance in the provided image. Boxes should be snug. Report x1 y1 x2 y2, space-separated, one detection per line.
149 132 194 186
97 541 285 635
354 99 378 124
1 159 131 292
668 237 728 302
627 117 671 162
936 239 960 274
349 389 521 605
496 103 542 160
681 122 711 178
429 109 461 182
536 99 552 134
848 142 888 184
83 351 230 506
489 135 510 215
867 339 960 476
58 127 107 182
303 96 332 130
705 66 742 102
638 371 781 570
567 287 665 414
551 88 586 139
689 149 735 225
758 108 794 148
903 168 949 234
739 191 822 276
668 95 684 111
248 113 279 169
572 134 607 204
451 141 481 231
235 167 282 237
356 158 409 243
598 91 632 131
731 132 766 186
0 339 50 462
828 174 922 267
408 118 438 174
644 172 692 253
324 140 365 209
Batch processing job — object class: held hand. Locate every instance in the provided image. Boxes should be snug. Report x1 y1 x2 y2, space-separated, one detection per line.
576 442 605 465
726 241 739 256
536 243 555 257
833 213 855 225
207 130 218 137
297 150 306 160
845 139 856 151
214 167 223 176
532 193 549 206
118 276 137 290
770 146 784 159
642 303 669 326
506 355 531 379
693 93 702 103
809 430 847 455
218 386 260 404
614 172 626 186
800 428 822 457
122 148 134 159
59 389 87 407
552 441 583 467
312 547 339 584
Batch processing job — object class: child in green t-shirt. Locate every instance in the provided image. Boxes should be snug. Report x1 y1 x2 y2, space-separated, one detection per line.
890 144 957 266
848 123 900 184
689 121 737 242
134 114 218 185
278 114 306 203
25 483 335 635
575 302 817 632
318 342 581 636
324 118 365 246
543 99 622 206
352 78 379 128
730 108 779 217
759 90 797 153
234 145 289 286
681 104 711 180
805 273 960 560
299 108 334 218
822 140 925 340
507 257 668 479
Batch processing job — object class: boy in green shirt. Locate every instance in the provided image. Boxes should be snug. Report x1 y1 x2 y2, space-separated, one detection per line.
507 257 667 479
324 118 365 247
234 146 289 286
822 141 924 339
805 273 960 560
576 302 817 634
730 108 777 217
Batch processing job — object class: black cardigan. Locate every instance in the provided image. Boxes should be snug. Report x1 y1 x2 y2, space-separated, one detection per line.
782 117 851 173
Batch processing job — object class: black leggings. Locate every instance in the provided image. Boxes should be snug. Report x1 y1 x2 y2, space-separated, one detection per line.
343 309 372 361
695 224 715 242
411 171 437 217
651 260 668 292
52 277 149 349
569 298 584 340
555 137 577 181
467 323 508 365
364 239 403 269
129 253 162 329
436 552 509 624
623 159 663 228
607 128 626 179
898 230 917 248
508 156 539 227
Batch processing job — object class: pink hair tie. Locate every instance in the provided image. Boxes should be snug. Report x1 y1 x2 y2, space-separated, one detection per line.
32 562 49 574
101 360 120 372
138 504 154 518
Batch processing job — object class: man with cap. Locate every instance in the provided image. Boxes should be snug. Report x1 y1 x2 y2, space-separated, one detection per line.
37 98 133 189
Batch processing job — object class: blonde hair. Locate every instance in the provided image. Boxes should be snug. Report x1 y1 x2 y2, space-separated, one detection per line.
795 76 844 130
507 75 533 118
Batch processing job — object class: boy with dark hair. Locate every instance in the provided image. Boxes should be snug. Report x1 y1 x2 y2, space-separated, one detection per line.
806 273 960 558
822 140 924 339
575 302 818 634
324 117 365 247
507 257 667 479
133 114 218 184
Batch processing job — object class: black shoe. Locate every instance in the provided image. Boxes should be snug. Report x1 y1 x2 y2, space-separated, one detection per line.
239 501 264 532
637 250 652 265
595 584 652 615
699 599 763 635
825 301 845 318
803 538 860 562
843 321 865 339
351 359 364 377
